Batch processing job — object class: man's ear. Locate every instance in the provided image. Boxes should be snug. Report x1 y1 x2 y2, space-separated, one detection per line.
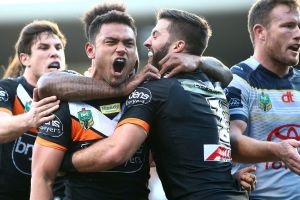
19 53 30 68
85 42 95 59
173 40 186 53
253 24 266 42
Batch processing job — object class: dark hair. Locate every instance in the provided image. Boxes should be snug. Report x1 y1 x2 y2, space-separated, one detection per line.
88 10 137 43
2 54 23 79
157 9 212 56
248 0 300 45
15 20 66 57
82 3 126 39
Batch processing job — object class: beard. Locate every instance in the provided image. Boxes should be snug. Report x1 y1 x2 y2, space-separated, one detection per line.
151 42 171 69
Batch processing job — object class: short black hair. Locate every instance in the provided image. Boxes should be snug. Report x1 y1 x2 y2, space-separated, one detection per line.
82 3 126 39
88 10 137 43
157 9 212 56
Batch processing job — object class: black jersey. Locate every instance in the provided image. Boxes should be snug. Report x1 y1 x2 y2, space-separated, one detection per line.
0 77 34 197
117 70 248 200
0 76 65 200
37 97 150 200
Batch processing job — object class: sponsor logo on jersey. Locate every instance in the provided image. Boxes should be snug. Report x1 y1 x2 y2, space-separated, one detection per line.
39 116 64 137
265 124 300 170
24 100 31 112
204 144 232 162
281 91 294 103
100 103 121 114
0 87 8 102
228 98 242 109
126 87 152 106
78 108 94 129
258 92 272 112
226 87 243 109
12 133 36 175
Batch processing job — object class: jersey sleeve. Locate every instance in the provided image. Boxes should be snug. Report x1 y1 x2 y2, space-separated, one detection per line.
36 102 71 151
0 79 17 114
117 80 169 134
225 68 251 123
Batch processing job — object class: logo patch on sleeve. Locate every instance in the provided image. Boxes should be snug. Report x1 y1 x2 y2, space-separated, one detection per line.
226 87 242 109
126 87 152 106
0 87 9 102
38 116 64 137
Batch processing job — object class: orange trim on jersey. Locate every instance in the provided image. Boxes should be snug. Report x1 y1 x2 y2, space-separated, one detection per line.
13 97 38 134
71 118 104 141
0 107 12 115
36 137 67 151
13 96 24 115
117 118 150 134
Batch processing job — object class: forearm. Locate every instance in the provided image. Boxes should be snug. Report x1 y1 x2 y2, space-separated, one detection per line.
200 56 233 87
72 138 126 172
72 124 147 172
231 134 278 163
38 72 126 101
31 144 63 200
30 175 53 200
0 113 32 143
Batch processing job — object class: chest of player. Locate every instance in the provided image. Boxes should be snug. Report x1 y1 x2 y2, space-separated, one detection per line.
248 89 300 142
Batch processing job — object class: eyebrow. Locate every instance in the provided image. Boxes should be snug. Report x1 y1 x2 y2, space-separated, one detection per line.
105 37 135 42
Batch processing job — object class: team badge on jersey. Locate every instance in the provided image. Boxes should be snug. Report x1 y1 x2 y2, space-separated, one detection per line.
24 100 31 112
0 87 8 102
100 103 121 114
78 108 94 129
258 92 272 112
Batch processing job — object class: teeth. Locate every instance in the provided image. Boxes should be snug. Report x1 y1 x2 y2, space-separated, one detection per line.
148 51 153 57
116 58 125 61
49 61 60 68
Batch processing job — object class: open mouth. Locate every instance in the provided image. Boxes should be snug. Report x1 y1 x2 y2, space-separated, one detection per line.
48 61 60 69
113 58 126 73
288 44 300 53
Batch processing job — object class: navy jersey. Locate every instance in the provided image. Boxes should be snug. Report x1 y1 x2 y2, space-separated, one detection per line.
37 97 150 200
226 57 300 200
117 70 248 200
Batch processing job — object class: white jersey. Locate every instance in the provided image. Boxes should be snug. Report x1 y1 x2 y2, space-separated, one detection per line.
226 57 300 200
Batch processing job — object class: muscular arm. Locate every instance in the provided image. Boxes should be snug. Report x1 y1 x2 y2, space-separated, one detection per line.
158 53 232 87
230 119 300 174
0 94 59 143
231 119 280 162
70 124 147 172
30 143 65 200
38 67 160 101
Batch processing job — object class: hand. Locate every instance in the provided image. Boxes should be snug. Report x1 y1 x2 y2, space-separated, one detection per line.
123 63 160 96
27 88 60 128
234 165 256 193
274 139 300 175
159 52 200 78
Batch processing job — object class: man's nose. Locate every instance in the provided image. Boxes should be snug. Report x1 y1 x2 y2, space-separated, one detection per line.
143 37 151 48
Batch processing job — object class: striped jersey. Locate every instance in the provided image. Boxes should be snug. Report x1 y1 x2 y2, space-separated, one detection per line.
226 57 300 200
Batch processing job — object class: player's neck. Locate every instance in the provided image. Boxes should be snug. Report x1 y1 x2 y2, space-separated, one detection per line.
253 52 289 78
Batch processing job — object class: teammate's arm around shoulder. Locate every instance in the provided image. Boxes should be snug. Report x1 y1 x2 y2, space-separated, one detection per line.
158 52 232 87
38 70 160 101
